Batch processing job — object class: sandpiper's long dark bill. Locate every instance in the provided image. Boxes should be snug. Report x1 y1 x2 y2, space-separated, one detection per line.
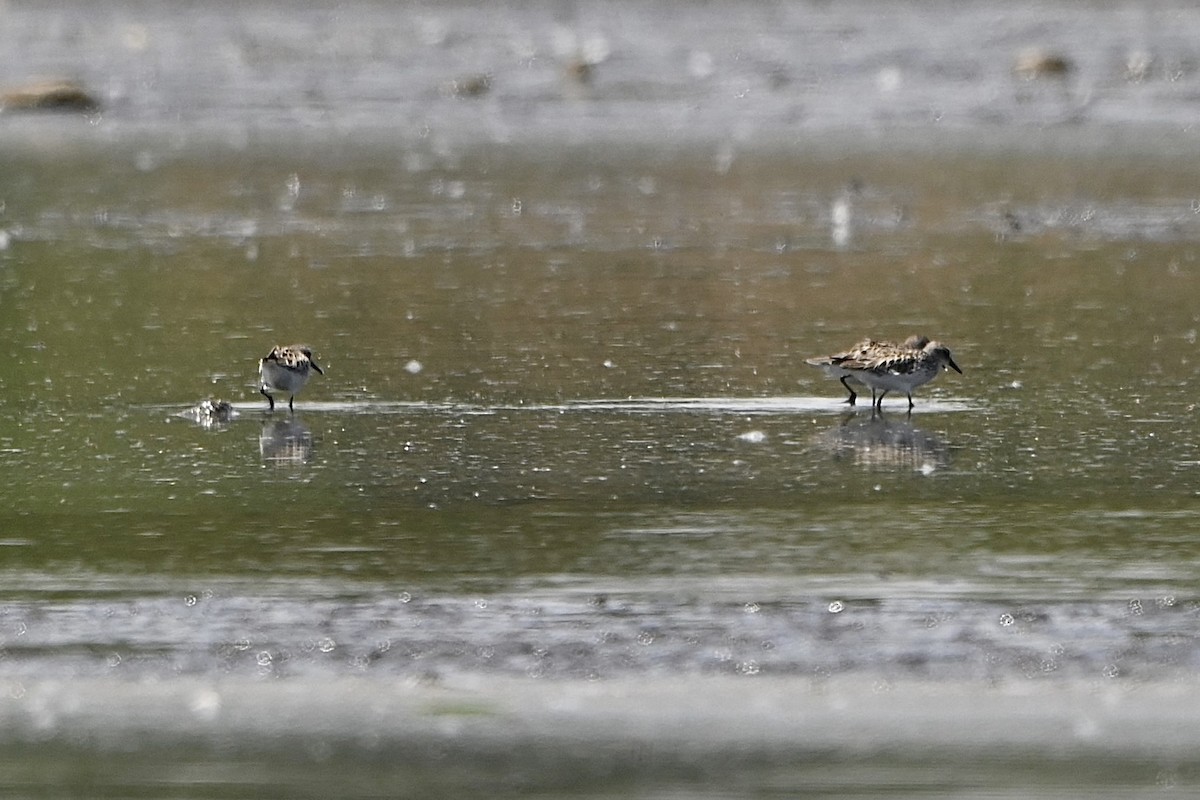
806 336 960 410
259 344 323 411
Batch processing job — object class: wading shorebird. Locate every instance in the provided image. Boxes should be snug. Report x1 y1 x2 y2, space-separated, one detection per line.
805 335 929 407
806 336 961 411
259 345 323 411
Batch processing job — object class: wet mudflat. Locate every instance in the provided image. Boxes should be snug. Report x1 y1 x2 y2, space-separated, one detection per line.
5 0 1200 797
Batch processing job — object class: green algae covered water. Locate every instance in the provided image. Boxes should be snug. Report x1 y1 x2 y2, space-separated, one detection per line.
5 0 1200 796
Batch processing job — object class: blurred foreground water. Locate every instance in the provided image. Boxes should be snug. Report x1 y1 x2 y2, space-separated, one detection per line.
5 0 1200 797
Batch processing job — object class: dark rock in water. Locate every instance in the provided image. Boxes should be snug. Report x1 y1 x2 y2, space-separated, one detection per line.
179 399 237 427
441 73 492 98
1 80 101 112
563 58 594 85
1013 49 1073 80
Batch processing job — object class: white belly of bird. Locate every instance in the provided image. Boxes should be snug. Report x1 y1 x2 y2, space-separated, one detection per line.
856 365 937 394
261 361 310 394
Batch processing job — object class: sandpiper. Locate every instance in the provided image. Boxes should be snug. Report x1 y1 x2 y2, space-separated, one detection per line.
806 335 929 406
259 345 323 411
807 337 960 410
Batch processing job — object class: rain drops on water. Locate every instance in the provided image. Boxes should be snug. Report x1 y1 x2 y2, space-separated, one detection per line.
687 50 715 79
828 600 844 614
876 66 902 92
189 689 221 722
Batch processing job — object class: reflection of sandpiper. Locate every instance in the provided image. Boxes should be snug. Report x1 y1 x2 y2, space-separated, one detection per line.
259 417 314 464
259 345 324 411
816 413 950 472
806 337 961 411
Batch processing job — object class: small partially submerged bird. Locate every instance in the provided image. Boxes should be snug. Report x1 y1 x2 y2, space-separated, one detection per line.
806 336 961 410
259 345 323 411
178 398 237 428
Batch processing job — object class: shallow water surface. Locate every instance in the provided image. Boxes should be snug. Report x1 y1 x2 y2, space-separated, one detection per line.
4 0 1200 797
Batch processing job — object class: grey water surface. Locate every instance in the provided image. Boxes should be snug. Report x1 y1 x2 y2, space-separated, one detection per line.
4 0 1200 797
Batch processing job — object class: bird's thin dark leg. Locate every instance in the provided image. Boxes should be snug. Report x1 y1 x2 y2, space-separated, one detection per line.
874 390 888 411
839 376 857 406
907 393 914 410
261 387 275 411
288 396 295 412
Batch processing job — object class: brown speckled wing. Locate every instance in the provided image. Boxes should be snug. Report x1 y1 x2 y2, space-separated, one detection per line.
862 348 927 373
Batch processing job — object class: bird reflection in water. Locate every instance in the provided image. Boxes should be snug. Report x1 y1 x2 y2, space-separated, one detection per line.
815 412 950 472
259 417 314 464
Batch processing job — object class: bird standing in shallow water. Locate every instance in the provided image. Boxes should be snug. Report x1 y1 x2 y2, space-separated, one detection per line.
807 337 961 411
806 335 929 407
259 345 323 411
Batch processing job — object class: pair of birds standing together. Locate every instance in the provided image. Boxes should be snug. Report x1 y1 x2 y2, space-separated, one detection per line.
805 335 962 411
258 336 962 413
